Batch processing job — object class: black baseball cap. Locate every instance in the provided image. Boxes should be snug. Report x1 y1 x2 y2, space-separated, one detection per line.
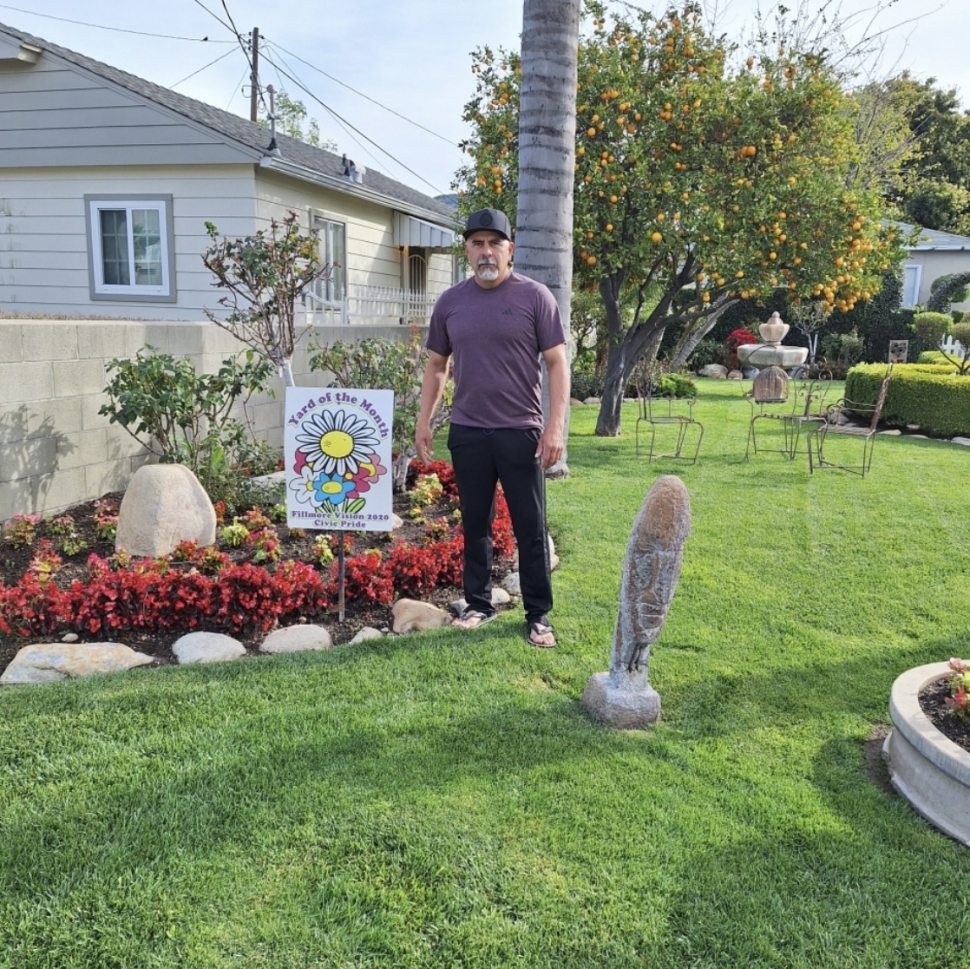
463 208 512 240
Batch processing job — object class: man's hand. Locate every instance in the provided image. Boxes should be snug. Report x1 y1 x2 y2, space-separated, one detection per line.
535 427 564 470
415 421 434 463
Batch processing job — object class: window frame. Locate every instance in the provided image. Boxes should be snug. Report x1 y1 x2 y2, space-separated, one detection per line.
84 194 176 302
902 263 922 309
311 211 346 305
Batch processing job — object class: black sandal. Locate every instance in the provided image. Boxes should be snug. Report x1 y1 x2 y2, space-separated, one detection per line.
452 609 496 630
527 620 556 648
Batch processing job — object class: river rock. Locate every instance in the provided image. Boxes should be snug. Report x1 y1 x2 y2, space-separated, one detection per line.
1 642 153 685
172 631 245 664
260 625 333 654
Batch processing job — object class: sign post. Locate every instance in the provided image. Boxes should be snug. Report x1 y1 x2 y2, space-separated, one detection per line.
283 387 394 621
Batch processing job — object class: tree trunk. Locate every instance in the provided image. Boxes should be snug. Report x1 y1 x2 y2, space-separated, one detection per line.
515 0 581 479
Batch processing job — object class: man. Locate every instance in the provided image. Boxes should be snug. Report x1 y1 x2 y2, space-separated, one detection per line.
416 208 569 648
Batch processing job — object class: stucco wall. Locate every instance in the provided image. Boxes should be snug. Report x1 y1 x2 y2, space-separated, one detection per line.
0 319 417 521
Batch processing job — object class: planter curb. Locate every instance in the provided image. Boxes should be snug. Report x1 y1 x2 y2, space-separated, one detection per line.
884 662 970 847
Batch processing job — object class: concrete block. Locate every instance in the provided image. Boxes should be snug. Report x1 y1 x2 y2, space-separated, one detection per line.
26 397 85 438
0 402 30 445
86 456 138 499
77 322 129 360
0 362 53 404
52 359 107 398
22 324 79 362
33 467 86 515
81 394 114 431
0 323 23 364
104 423 148 461
0 436 58 482
56 428 108 472
0 475 37 522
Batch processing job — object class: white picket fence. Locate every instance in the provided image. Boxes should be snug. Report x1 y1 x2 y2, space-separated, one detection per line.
303 285 437 326
941 335 966 359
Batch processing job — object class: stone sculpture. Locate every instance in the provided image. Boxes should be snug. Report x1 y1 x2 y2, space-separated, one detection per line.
581 475 691 729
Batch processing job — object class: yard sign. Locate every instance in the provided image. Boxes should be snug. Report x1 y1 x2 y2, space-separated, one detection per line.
284 388 394 531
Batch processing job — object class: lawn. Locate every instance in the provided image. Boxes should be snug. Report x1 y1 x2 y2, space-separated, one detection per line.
2 379 970 968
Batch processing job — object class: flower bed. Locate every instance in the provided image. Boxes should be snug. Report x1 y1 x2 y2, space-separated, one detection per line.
0 461 515 665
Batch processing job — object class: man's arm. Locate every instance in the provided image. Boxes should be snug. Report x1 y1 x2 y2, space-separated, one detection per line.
536 343 570 470
415 350 450 462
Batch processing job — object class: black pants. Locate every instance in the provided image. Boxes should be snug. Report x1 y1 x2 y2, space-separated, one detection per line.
447 424 552 624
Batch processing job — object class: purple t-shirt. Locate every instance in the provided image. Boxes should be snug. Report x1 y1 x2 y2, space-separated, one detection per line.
426 271 566 430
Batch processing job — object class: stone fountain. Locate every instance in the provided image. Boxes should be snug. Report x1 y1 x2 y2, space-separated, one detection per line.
736 312 808 371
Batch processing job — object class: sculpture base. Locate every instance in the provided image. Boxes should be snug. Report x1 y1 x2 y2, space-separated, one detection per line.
736 344 808 369
581 669 661 729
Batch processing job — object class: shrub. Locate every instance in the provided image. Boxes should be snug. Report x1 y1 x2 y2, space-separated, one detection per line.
100 345 274 494
945 658 969 721
845 363 970 437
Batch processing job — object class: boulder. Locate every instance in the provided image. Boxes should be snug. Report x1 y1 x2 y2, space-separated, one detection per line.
951 437 970 447
698 364 728 379
1 642 153 685
391 599 451 633
260 625 333 654
116 464 216 557
172 631 245 665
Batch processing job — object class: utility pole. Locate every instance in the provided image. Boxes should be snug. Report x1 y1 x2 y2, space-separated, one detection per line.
249 27 260 122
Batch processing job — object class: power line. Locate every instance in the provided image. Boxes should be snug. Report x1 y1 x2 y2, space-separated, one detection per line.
260 48 448 195
187 0 234 34
264 39 455 145
0 2 232 41
170 45 237 89
215 0 265 112
261 49 390 178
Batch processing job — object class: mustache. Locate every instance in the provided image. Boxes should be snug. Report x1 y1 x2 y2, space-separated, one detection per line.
477 258 498 268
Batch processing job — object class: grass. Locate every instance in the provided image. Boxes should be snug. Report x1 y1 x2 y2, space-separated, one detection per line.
3 379 970 968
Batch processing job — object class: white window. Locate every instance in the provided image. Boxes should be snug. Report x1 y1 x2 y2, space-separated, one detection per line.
85 195 175 301
312 215 346 304
902 263 922 309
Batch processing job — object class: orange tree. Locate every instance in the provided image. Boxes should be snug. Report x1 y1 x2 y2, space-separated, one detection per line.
455 1 904 435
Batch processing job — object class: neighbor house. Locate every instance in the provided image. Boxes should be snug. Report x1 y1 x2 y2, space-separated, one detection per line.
0 21 459 325
899 222 970 312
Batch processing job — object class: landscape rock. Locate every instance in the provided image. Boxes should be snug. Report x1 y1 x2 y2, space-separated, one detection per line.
450 588 512 617
391 599 451 633
570 397 585 406
698 364 728 379
260 625 333 654
583 397 601 405
1 642 153 685
880 429 903 436
952 437 970 447
172 631 245 665
390 513 405 530
61 633 79 643
350 626 383 643
502 572 521 596
116 464 216 557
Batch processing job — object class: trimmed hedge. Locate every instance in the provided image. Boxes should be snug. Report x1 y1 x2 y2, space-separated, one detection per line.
845 363 970 437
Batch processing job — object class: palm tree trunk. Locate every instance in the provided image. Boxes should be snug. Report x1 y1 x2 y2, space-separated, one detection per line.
514 0 581 479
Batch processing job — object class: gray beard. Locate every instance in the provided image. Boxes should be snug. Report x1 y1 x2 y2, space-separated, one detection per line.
477 265 500 281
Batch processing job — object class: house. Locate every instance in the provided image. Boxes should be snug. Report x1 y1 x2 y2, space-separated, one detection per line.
0 21 459 324
899 222 970 311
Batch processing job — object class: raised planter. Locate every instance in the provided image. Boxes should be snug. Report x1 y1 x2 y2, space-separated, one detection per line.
884 662 970 846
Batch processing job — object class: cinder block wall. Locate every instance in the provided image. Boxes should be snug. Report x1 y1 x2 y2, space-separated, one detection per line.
0 320 415 521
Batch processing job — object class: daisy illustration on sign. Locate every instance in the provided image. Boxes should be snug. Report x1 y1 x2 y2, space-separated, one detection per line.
284 388 394 531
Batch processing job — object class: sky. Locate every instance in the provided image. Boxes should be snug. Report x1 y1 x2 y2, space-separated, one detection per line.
2 0 968 200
